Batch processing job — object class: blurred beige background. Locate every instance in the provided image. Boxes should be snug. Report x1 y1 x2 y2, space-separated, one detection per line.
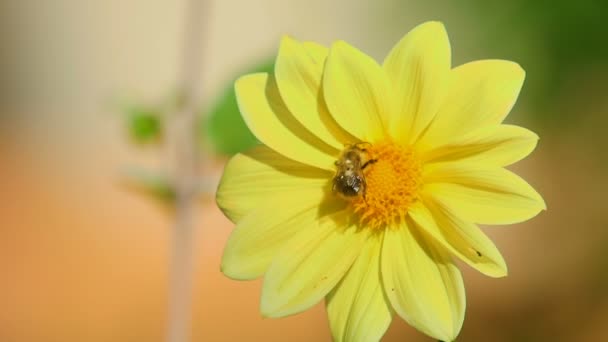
1 0 607 341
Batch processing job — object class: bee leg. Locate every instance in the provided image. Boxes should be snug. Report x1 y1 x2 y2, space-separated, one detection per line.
361 159 378 170
361 179 369 204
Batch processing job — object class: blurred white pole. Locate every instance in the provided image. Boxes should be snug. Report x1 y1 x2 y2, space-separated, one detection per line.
167 1 207 342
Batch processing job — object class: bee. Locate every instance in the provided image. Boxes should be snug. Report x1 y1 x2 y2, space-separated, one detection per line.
332 143 377 199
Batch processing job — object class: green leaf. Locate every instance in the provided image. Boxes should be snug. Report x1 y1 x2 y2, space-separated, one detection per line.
126 106 163 145
203 58 274 155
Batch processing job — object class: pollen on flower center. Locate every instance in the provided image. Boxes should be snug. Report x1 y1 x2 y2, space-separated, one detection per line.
352 142 422 230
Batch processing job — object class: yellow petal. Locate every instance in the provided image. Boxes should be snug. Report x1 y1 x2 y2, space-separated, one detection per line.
221 199 322 280
302 41 328 64
323 40 392 142
382 221 465 341
424 164 546 225
275 36 352 148
216 145 330 222
420 124 539 167
261 211 368 318
235 73 337 170
408 200 507 278
326 235 392 342
419 60 525 147
383 21 451 144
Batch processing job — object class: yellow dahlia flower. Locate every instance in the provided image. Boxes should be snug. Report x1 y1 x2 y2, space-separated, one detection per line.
216 21 545 342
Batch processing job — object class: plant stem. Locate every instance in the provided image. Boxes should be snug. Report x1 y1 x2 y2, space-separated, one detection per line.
166 1 207 341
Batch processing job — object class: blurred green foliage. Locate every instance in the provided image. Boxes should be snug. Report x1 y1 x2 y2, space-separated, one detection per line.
468 0 608 123
473 0 608 66
202 59 274 156
126 106 163 145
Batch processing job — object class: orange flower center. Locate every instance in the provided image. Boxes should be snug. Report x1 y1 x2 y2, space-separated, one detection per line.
352 142 422 230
